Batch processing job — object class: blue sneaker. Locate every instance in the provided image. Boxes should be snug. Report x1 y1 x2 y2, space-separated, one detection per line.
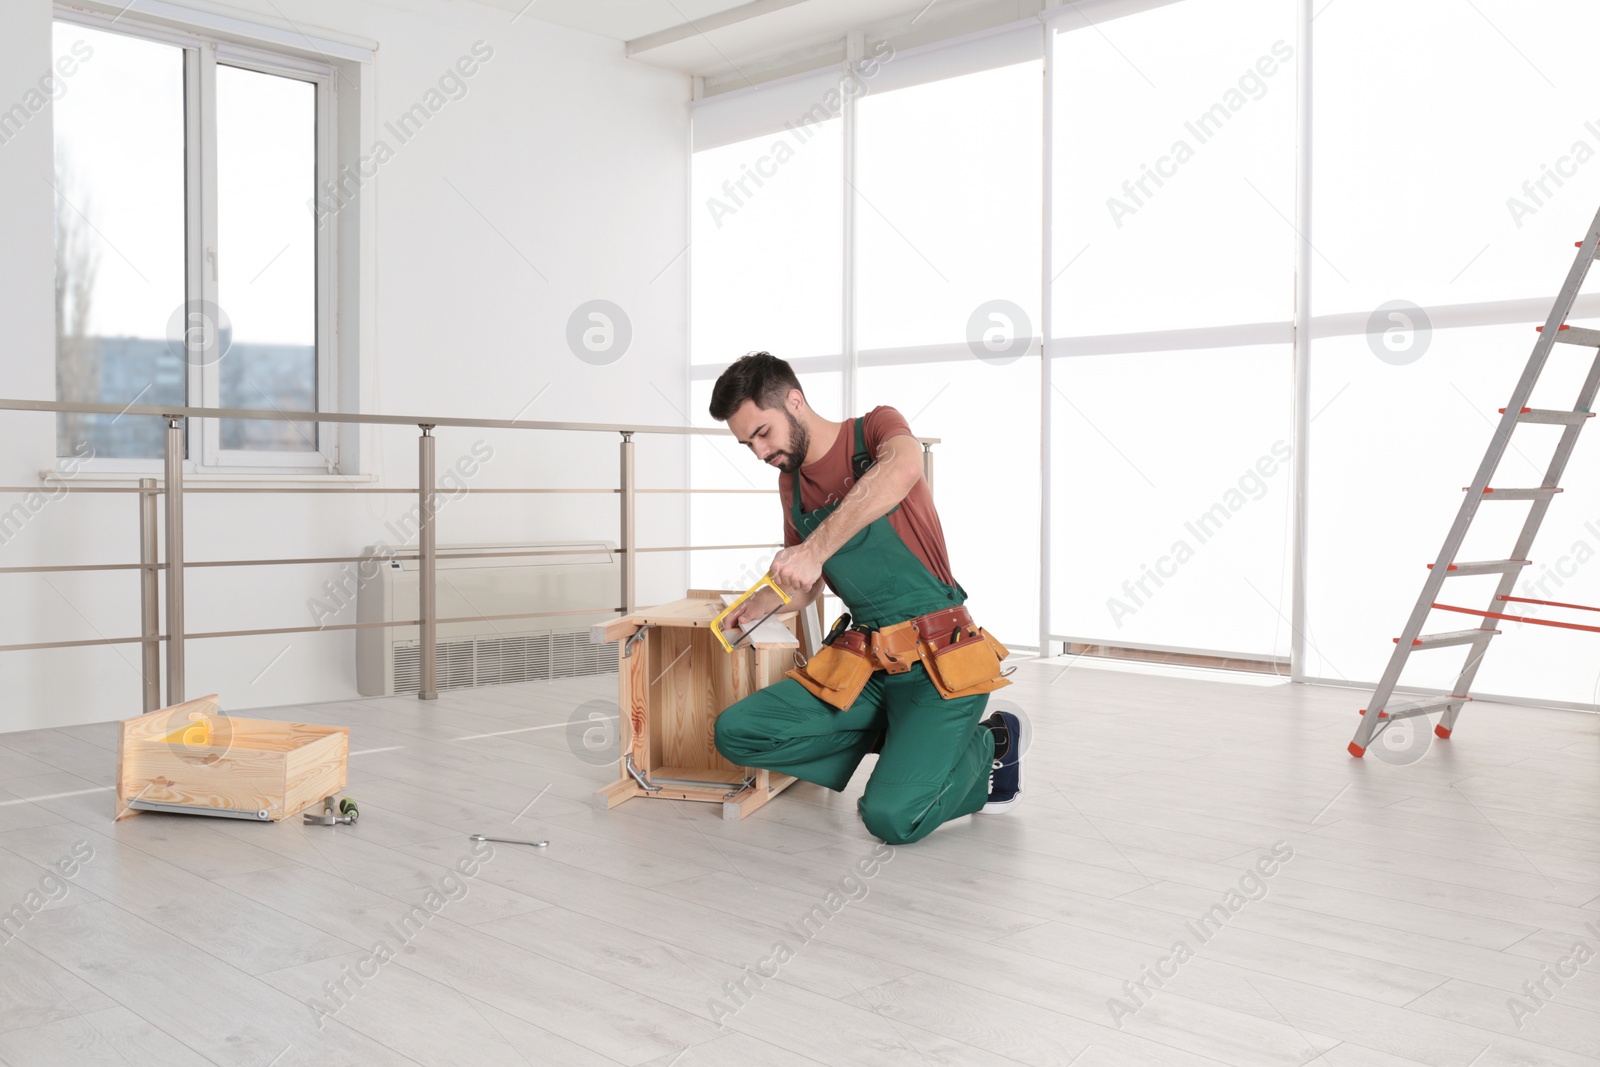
981 706 1029 813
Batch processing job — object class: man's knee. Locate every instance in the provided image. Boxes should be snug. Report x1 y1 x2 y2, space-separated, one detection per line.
713 699 761 762
857 789 931 846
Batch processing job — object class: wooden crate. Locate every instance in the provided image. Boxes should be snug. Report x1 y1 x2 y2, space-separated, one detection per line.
115 695 349 822
589 590 806 820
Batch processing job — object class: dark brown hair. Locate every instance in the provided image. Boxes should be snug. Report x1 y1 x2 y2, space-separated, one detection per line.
708 351 804 422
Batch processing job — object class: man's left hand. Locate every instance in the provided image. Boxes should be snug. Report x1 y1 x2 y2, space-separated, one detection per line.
769 544 823 598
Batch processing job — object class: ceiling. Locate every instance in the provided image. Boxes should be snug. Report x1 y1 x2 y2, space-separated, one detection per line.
478 0 1045 80
487 0 796 43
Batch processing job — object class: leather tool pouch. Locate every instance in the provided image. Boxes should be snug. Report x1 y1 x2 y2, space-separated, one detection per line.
914 608 1012 699
786 629 876 711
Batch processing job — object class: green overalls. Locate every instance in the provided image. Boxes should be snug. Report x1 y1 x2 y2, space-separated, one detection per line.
712 418 997 845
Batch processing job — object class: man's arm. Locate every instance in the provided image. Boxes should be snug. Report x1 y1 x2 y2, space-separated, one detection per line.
722 574 824 634
767 433 923 595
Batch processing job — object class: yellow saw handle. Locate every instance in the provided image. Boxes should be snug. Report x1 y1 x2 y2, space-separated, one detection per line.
712 572 792 653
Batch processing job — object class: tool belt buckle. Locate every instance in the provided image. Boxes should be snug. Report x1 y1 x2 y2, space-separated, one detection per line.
869 621 920 675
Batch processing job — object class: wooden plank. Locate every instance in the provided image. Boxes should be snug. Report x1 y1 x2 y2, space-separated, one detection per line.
636 599 722 626
594 777 639 810
207 718 346 753
120 695 219 744
282 728 349 819
709 635 765 775
698 629 732 771
639 784 736 804
721 771 800 821
753 645 793 690
117 696 221 820
619 624 651 777
590 617 641 644
118 744 286 819
652 627 697 769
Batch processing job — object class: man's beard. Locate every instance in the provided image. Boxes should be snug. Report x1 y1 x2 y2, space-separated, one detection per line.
775 410 809 475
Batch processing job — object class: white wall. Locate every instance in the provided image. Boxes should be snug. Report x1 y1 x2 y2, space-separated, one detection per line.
0 0 692 732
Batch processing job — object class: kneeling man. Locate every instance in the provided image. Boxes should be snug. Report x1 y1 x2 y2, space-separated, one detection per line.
708 352 1029 845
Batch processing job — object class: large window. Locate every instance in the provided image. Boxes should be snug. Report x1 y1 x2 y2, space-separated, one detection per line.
685 0 1600 705
1048 0 1297 661
1051 0 1296 335
52 17 332 470
1052 347 1294 659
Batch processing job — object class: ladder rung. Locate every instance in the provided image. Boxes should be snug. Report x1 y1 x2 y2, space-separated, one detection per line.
1428 559 1530 576
1436 601 1600 634
1499 406 1595 425
1361 695 1470 721
1537 323 1600 347
1466 486 1562 500
1394 628 1500 649
1501 593 1600 614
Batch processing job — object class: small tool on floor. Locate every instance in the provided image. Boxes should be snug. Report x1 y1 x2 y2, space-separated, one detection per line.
303 795 359 826
470 833 548 848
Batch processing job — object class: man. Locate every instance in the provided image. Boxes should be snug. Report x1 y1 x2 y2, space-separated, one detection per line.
708 352 1029 846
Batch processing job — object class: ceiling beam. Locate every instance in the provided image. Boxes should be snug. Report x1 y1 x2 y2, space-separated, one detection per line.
625 0 812 56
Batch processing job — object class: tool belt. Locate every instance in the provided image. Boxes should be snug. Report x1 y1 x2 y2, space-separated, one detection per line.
786 604 1012 711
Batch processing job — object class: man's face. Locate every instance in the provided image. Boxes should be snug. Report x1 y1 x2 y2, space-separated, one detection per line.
726 397 809 474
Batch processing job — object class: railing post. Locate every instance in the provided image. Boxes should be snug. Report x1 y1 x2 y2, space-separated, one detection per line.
138 477 160 713
163 417 185 706
921 441 935 497
620 431 636 615
418 425 438 700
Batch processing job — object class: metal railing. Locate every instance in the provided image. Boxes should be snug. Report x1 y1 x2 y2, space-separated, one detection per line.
0 397 937 709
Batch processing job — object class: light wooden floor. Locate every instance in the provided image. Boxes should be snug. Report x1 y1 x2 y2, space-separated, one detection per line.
0 658 1596 1067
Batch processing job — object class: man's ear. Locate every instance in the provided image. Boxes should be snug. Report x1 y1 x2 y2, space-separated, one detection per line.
786 388 807 416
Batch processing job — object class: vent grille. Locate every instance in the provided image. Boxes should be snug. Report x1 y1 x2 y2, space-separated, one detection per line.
392 628 615 693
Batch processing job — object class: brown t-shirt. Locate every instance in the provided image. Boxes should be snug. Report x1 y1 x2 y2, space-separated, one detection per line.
779 406 956 592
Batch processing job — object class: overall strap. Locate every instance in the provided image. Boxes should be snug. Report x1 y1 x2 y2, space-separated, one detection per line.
850 416 873 483
791 417 879 519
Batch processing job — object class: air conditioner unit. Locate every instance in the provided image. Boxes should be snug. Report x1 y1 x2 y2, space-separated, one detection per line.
356 541 621 696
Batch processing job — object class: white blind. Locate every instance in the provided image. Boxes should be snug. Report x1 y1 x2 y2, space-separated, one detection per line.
867 23 1041 96
692 20 1045 151
691 68 845 153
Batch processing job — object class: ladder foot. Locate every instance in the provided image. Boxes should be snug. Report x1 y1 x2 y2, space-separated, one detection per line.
1434 725 1452 739
1347 741 1366 758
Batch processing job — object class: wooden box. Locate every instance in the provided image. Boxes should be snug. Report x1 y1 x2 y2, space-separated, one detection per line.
115 695 349 822
589 591 808 820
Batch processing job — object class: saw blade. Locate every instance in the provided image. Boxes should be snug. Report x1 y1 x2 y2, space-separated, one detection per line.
726 604 785 650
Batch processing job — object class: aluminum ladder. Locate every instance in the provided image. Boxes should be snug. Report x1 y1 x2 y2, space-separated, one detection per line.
1348 205 1600 757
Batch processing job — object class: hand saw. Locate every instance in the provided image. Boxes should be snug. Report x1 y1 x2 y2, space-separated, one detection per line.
712 572 792 653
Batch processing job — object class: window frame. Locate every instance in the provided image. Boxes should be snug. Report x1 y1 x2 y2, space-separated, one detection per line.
52 8 339 476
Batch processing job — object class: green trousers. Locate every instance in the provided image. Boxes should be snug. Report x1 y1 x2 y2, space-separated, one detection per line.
713 664 995 845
